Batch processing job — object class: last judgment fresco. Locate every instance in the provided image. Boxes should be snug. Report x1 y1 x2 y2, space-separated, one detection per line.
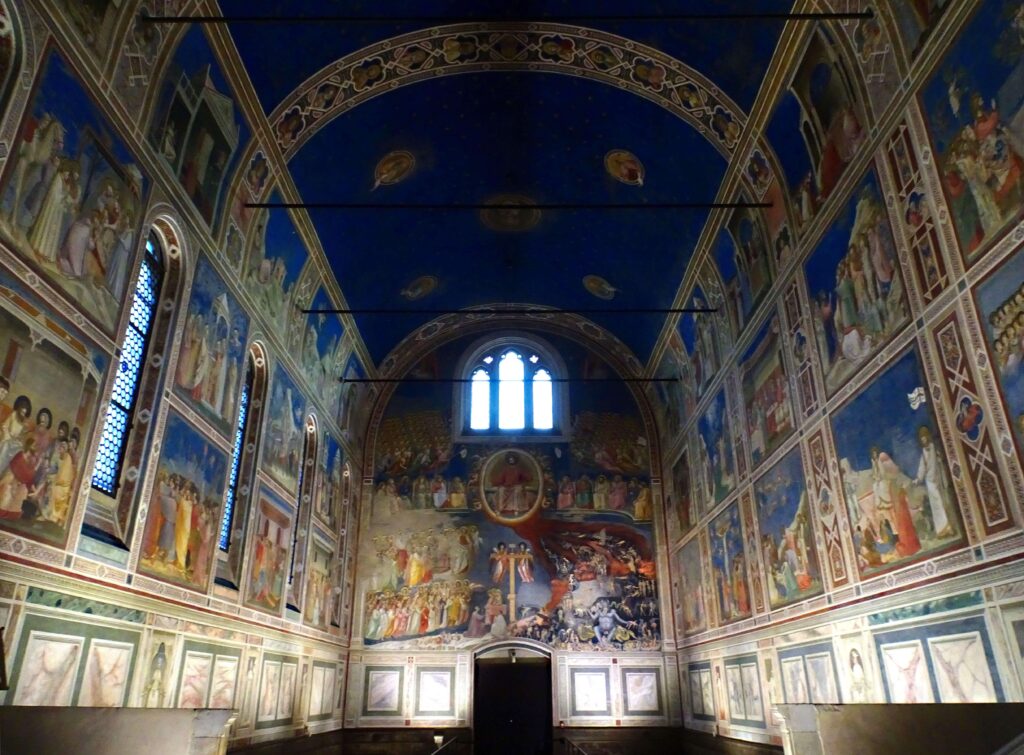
360 337 661 652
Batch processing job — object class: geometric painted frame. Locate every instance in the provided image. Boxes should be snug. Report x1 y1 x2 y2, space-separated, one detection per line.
723 654 765 728
777 641 842 704
872 616 1004 704
6 614 142 707
362 665 405 717
308 661 338 721
255 652 300 729
620 666 663 716
174 640 242 710
687 661 715 722
415 666 455 717
570 667 612 717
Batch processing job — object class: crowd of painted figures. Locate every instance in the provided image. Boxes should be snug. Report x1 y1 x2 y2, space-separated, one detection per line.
843 426 957 572
371 470 655 520
0 381 82 526
991 278 1024 383
371 474 469 514
555 474 653 519
364 580 476 642
141 470 220 586
2 110 140 313
814 189 907 376
368 525 482 591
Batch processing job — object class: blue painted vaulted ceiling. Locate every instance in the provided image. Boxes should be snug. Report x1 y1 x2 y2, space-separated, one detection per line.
220 0 792 365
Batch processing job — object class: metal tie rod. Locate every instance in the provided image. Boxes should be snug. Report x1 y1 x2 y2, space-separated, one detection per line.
144 11 873 24
339 377 689 383
247 201 771 211
301 307 718 315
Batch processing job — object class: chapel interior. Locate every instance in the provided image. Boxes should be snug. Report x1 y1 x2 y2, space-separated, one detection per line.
0 1 1023 754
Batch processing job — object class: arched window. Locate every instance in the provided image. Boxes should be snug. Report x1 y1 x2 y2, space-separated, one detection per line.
91 234 163 495
289 416 318 608
335 462 353 631
455 335 567 440
219 367 250 550
218 343 268 586
220 353 252 551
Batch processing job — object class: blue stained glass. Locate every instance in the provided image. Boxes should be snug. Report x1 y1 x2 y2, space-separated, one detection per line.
128 290 153 332
91 237 163 496
220 376 251 551
289 426 315 585
110 328 145 408
92 406 129 494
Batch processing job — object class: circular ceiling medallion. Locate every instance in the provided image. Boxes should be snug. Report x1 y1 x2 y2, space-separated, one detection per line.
480 194 541 232
372 150 416 189
604 149 644 186
582 274 618 300
479 448 544 524
400 275 438 300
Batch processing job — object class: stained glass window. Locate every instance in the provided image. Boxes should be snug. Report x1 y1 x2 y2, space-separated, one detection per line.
220 359 252 551
532 369 553 430
92 235 162 496
289 421 317 585
498 351 525 430
470 368 490 429
466 345 558 434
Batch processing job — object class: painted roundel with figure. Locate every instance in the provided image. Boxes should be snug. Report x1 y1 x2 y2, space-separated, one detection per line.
583 275 618 301
479 449 544 525
604 149 645 186
372 150 415 190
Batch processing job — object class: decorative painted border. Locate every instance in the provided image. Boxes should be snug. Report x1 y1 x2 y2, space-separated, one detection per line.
267 24 748 162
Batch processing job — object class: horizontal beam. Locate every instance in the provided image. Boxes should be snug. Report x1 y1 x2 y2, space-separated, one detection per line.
302 308 718 315
339 377 683 383
144 11 872 24
247 202 771 210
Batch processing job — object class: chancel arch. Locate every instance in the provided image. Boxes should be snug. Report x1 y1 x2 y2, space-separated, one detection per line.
357 313 667 680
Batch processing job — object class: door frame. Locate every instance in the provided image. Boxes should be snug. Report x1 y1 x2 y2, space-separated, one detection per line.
470 639 553 733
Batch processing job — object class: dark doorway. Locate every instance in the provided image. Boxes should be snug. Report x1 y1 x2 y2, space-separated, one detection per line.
473 654 552 755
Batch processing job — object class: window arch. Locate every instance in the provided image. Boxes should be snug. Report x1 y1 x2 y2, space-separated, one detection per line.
91 234 163 496
220 346 260 550
288 415 318 609
85 218 184 550
218 342 268 585
334 461 354 632
0 1 24 124
454 334 568 442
